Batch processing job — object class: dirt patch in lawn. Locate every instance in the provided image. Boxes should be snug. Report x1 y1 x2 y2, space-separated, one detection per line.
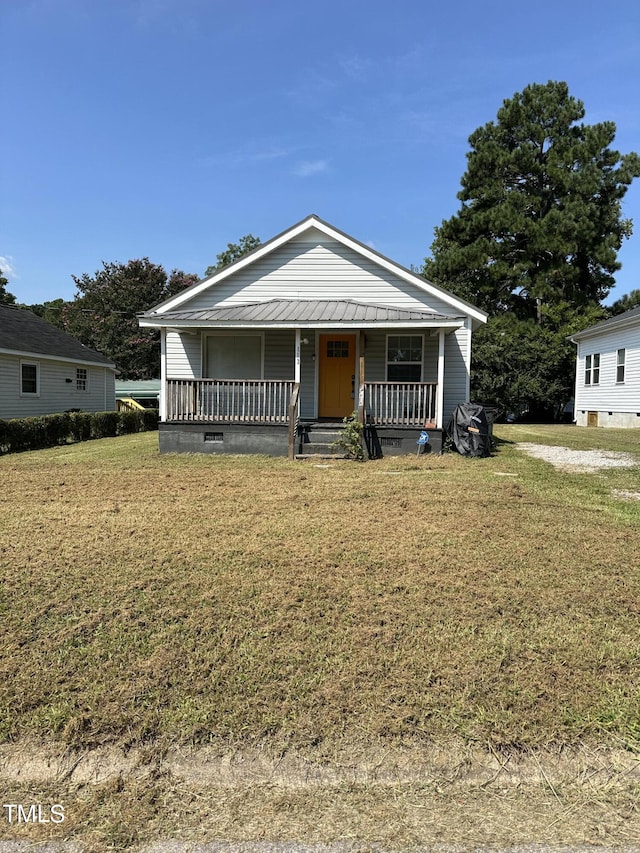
1 740 640 849
517 442 637 472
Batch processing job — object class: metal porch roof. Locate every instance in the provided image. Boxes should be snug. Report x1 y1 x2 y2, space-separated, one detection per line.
141 299 463 326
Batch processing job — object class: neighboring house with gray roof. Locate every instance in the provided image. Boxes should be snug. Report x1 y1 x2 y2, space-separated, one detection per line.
0 304 116 420
139 214 487 457
570 305 640 428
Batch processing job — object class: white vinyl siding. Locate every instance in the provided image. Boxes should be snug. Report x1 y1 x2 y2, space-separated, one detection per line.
183 239 457 315
575 322 640 416
166 331 202 379
264 330 295 381
443 327 470 425
0 354 115 419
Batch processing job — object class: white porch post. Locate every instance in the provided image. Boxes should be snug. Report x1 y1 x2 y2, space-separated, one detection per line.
436 329 445 429
294 328 301 384
160 328 167 421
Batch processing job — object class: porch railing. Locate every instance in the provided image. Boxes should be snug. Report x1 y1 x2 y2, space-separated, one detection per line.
166 379 437 427
364 382 437 426
166 379 295 423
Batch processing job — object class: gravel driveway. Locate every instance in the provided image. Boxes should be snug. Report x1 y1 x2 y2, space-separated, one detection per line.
517 443 637 472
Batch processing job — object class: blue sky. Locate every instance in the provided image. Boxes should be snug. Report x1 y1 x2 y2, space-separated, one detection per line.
2 0 640 306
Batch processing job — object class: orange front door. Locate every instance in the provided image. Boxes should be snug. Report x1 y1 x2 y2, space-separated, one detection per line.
318 334 356 418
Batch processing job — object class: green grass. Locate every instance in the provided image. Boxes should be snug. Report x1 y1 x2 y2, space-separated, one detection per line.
1 426 639 753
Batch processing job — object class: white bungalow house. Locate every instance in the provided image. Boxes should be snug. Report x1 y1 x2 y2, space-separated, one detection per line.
0 304 116 420
570 305 640 428
138 215 487 457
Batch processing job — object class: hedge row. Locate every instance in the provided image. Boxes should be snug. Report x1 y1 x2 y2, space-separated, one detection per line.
0 409 159 455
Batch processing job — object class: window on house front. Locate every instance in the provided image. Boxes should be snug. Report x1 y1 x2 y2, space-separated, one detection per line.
206 335 263 379
585 353 600 386
387 335 423 382
20 361 39 395
76 368 88 391
617 349 626 383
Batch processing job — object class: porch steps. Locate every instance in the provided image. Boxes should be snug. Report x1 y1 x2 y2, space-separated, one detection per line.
296 423 346 460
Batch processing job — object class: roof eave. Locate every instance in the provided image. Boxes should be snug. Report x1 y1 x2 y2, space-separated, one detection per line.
0 347 116 369
140 318 465 331
570 313 640 341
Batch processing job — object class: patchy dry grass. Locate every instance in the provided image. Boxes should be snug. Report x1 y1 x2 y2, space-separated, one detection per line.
0 426 639 755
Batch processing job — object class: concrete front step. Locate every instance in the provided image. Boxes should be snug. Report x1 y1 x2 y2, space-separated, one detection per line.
295 453 347 461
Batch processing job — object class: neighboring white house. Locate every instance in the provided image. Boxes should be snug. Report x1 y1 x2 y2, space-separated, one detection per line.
138 214 488 457
0 304 117 420
570 305 640 428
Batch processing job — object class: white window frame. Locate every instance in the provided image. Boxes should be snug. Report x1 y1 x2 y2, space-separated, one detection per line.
20 360 40 397
386 334 424 382
76 367 88 392
616 348 626 384
584 352 600 386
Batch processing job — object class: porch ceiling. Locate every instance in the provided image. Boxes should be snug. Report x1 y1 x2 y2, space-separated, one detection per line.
139 298 465 329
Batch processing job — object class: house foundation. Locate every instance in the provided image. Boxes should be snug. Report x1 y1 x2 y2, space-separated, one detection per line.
159 422 443 458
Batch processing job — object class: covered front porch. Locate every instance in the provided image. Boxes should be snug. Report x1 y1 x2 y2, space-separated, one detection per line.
162 375 441 457
160 326 451 457
143 298 469 457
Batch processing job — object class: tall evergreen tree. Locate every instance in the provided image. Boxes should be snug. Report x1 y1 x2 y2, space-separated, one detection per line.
424 81 640 328
422 81 640 417
608 288 640 316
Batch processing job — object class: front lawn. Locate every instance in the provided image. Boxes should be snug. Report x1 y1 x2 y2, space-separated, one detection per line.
1 426 639 752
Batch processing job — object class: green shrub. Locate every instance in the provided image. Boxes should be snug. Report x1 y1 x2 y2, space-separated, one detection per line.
45 412 71 446
0 419 10 453
69 412 93 442
117 410 141 435
0 405 159 455
140 408 159 431
330 411 365 461
92 411 120 439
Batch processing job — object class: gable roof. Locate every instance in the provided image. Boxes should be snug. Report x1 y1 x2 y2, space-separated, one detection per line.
570 305 640 341
140 298 465 329
139 214 487 327
0 304 116 367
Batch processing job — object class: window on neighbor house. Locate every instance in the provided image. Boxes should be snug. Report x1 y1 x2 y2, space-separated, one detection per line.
585 353 600 386
76 368 88 391
387 335 423 382
617 349 626 383
20 361 39 395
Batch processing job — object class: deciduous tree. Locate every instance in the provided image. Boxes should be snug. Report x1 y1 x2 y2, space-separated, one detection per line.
204 234 261 277
61 259 198 379
0 268 16 305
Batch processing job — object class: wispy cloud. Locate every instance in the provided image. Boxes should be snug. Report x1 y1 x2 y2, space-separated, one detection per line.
0 256 17 279
293 159 330 177
202 145 294 170
339 55 372 82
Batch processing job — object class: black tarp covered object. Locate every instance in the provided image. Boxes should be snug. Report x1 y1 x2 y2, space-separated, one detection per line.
446 402 493 457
